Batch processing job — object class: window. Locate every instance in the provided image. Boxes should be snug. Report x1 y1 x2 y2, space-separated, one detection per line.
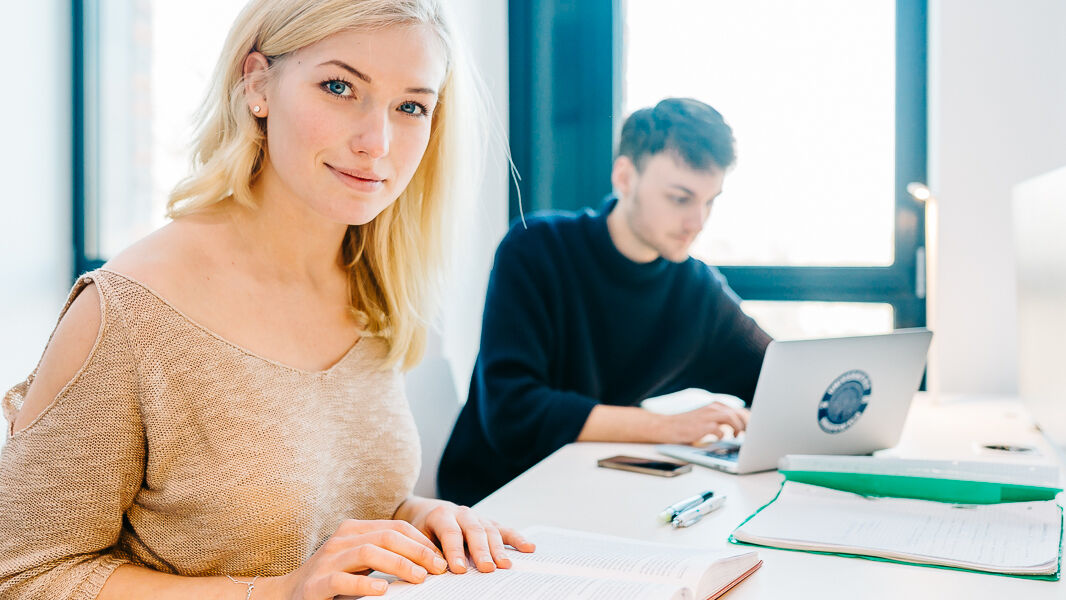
741 301 894 341
508 0 927 332
74 0 248 273
625 0 897 268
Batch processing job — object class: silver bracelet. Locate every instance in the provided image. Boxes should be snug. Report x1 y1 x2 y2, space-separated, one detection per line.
226 574 259 600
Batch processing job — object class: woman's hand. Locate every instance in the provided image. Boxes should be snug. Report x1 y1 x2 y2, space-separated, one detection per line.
264 519 449 599
393 496 536 574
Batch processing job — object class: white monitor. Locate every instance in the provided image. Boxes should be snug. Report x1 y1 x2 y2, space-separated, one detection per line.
1013 165 1066 447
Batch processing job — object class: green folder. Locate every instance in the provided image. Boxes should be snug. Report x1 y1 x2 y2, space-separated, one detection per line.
728 470 1064 581
778 468 1062 504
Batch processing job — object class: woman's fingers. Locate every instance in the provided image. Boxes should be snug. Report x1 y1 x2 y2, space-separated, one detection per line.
365 529 449 574
331 523 446 575
402 501 537 577
425 506 516 573
425 509 469 574
334 543 430 584
286 516 511 600
483 522 512 569
454 509 496 572
500 526 536 553
310 572 391 598
342 519 440 556
384 519 446 562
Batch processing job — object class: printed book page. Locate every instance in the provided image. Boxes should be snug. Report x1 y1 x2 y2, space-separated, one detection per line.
734 481 1061 574
339 525 759 600
511 525 755 594
368 569 686 600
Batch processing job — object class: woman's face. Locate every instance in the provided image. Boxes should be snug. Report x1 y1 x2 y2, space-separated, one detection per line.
253 25 447 226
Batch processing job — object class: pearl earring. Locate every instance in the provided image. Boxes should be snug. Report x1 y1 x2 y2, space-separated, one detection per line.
253 105 262 114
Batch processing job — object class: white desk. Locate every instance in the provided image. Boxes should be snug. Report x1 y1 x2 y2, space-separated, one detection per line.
474 394 1064 599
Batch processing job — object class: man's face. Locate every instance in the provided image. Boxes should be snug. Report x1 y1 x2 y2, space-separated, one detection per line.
612 152 725 262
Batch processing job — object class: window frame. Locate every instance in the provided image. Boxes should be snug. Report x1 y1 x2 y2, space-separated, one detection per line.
72 0 928 329
72 0 104 276
507 0 927 329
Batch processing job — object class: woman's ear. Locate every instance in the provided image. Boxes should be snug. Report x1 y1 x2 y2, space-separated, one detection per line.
243 51 271 118
611 155 637 200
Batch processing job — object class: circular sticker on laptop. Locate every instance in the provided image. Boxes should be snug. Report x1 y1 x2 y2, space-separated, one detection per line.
817 370 872 434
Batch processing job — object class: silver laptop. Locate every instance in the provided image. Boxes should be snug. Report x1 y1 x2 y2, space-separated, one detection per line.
658 329 933 474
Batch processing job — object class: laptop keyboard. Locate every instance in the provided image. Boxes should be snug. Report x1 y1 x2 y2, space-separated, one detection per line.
695 440 742 462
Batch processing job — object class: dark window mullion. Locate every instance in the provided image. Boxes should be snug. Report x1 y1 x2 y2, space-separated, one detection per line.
72 0 106 278
719 267 914 298
893 0 929 327
507 0 619 218
72 0 89 278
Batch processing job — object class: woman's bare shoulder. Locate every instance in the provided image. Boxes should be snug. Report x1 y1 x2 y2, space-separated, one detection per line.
11 282 102 434
10 216 242 432
103 218 223 293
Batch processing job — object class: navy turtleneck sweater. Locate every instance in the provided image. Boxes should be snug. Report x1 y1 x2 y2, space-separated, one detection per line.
438 198 771 505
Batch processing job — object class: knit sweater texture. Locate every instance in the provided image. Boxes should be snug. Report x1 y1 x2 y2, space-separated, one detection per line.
0 269 419 599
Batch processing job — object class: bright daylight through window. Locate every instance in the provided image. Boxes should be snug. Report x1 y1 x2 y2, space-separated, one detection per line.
623 0 899 338
87 0 248 258
624 0 896 267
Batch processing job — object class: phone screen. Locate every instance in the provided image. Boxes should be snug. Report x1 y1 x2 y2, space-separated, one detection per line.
597 455 692 476
607 457 689 471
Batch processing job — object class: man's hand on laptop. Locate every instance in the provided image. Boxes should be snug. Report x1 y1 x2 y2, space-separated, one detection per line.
578 401 749 444
655 402 750 445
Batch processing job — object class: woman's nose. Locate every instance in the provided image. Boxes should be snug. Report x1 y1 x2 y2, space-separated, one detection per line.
350 108 390 158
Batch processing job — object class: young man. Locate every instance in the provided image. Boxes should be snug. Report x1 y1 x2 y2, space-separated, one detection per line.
438 98 772 505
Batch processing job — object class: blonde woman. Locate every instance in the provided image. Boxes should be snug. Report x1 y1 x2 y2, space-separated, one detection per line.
0 1 533 598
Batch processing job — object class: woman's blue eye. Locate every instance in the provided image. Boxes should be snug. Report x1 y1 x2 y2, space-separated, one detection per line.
399 101 425 116
326 80 349 96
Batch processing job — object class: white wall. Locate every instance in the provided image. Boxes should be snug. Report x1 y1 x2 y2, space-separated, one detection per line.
435 0 511 397
0 0 73 436
927 0 1066 396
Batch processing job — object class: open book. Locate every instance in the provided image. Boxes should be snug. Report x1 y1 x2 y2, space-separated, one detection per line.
732 480 1062 578
344 526 761 600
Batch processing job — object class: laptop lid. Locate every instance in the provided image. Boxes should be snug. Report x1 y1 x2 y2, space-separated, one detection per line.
734 329 932 473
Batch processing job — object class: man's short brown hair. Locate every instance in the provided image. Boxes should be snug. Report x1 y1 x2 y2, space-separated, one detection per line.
618 98 736 172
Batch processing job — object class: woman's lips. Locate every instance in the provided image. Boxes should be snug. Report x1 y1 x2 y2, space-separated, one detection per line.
327 164 385 193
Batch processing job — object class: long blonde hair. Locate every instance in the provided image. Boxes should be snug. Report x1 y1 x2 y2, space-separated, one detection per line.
168 0 485 370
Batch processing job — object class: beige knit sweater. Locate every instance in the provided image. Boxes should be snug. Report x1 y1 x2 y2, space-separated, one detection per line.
0 269 420 599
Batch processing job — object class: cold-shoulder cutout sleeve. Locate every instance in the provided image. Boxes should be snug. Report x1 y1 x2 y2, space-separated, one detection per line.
7 281 102 436
0 272 145 600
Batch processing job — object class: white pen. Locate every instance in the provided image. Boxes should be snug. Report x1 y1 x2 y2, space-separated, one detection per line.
671 495 727 528
657 490 716 523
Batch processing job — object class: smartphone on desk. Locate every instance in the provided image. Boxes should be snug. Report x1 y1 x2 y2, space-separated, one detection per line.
597 455 692 477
